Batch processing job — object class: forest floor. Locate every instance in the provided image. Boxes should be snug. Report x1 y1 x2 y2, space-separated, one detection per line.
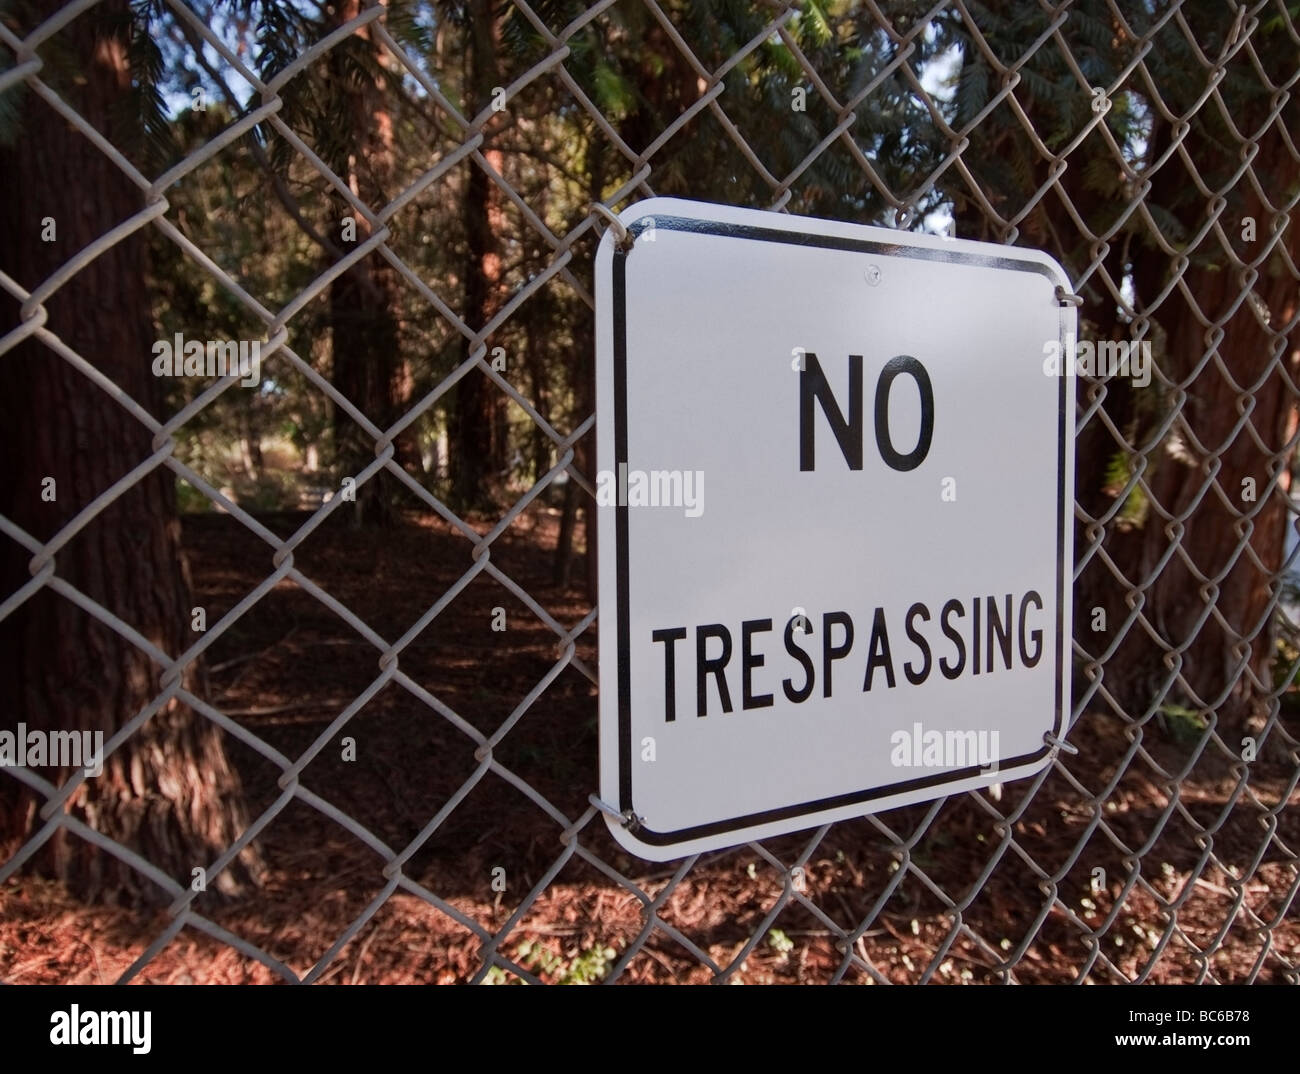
2 506 1298 984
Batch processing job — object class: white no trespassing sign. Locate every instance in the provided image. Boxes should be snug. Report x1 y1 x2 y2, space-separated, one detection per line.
595 198 1075 861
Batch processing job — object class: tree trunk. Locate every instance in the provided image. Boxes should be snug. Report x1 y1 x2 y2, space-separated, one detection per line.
1088 112 1300 731
240 409 263 481
0 0 260 905
550 295 591 592
451 0 508 511
556 137 605 598
555 475 577 587
328 0 413 527
577 310 598 605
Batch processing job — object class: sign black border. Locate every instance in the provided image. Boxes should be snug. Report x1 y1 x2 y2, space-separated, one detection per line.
612 212 1069 848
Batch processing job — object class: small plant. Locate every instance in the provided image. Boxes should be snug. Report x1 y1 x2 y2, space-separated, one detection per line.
1270 632 1300 704
513 938 617 985
1158 703 1207 744
767 928 794 955
481 965 510 985
1102 448 1149 526
514 938 564 977
560 945 618 985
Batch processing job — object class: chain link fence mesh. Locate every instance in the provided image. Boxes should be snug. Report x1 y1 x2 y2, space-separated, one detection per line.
1 0 1298 984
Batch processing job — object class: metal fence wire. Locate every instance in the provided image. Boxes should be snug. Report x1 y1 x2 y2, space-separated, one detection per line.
1 0 1298 984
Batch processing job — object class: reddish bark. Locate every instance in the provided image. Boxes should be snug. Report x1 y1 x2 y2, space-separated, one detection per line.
0 0 261 904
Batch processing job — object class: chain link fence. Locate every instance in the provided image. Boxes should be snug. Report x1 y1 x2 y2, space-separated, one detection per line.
1 0 1297 984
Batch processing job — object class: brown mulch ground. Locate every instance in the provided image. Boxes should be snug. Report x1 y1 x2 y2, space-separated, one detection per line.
2 502 1298 984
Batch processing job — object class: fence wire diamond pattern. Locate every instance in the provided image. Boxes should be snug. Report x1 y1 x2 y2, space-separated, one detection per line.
1 0 1298 985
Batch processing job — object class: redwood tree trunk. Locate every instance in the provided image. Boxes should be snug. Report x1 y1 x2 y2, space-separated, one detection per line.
328 0 414 527
1091 114 1300 731
451 0 508 511
1059 0 1300 732
0 0 260 905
